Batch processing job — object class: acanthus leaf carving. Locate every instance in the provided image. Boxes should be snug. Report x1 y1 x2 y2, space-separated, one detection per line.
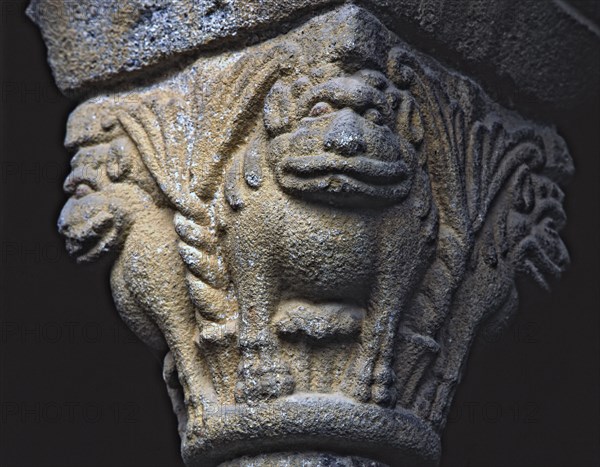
54 5 573 466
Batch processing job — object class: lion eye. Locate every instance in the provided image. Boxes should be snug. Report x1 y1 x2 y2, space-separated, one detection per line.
308 101 334 117
74 184 94 199
364 108 384 125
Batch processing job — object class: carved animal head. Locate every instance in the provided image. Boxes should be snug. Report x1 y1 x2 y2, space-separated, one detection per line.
262 67 420 206
57 100 165 263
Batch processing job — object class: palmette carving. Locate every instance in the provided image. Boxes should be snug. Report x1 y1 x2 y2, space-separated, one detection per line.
55 5 573 466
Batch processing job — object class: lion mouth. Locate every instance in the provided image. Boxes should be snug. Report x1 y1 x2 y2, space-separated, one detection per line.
281 155 410 184
59 208 118 263
276 154 413 203
64 227 118 263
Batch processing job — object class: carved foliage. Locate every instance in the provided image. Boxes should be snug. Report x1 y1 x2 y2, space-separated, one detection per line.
57 7 573 460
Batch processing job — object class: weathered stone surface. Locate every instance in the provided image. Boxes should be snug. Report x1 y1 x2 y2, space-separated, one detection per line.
220 452 387 466
28 1 581 466
27 0 599 113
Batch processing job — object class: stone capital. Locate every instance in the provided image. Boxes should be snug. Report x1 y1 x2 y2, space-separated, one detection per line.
29 1 594 465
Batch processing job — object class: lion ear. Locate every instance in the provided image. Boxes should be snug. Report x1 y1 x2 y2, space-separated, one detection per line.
395 93 424 148
106 140 131 182
263 80 293 136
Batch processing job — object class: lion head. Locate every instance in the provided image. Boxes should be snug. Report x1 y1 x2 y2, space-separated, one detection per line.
57 100 165 263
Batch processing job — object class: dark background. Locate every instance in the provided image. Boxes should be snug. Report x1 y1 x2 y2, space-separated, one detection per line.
1 1 598 466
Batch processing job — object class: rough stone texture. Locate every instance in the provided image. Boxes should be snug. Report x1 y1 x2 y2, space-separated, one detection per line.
220 452 387 466
28 1 582 466
27 0 599 113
